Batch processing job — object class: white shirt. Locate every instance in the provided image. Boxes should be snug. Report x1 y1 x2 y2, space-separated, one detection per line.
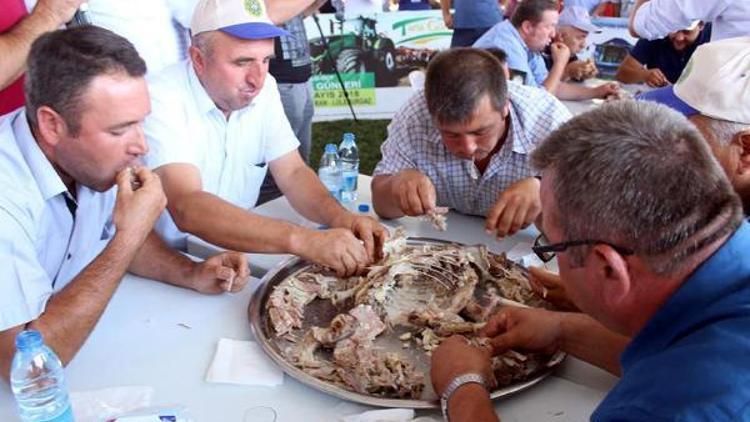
0 110 116 331
633 0 750 41
143 61 300 250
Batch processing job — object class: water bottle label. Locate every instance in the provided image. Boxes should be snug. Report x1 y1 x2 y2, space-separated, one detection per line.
342 173 358 191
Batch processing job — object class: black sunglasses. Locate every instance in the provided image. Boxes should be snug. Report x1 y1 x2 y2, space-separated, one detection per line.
532 233 634 263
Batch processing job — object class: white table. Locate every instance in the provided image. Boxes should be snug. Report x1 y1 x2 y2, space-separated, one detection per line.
0 176 618 421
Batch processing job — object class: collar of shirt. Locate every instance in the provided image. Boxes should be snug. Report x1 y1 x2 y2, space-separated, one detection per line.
11 110 67 201
621 221 750 371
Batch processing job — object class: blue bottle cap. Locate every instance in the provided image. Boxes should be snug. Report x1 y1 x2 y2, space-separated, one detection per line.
358 204 370 213
324 144 338 153
15 330 43 351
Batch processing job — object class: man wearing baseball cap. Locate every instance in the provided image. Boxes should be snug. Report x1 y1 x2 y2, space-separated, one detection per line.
542 6 601 82
639 36 750 214
616 21 710 87
143 0 388 276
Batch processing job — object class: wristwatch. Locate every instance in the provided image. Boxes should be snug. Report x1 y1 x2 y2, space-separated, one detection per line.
439 373 487 421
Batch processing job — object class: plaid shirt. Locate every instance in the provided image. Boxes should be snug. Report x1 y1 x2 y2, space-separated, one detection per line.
279 15 311 68
373 83 571 217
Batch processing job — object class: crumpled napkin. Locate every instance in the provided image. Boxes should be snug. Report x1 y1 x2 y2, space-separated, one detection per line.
205 338 284 386
70 385 154 422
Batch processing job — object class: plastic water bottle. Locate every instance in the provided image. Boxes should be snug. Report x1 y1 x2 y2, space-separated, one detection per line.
338 132 359 203
318 143 342 201
11 330 74 422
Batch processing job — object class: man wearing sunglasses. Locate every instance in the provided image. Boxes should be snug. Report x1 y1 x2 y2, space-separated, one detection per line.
430 100 750 421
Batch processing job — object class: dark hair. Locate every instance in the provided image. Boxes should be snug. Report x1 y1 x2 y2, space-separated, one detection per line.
425 48 508 125
532 100 743 275
511 0 559 27
25 26 147 135
485 48 507 64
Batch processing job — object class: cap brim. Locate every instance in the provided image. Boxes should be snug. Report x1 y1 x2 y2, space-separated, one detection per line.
636 86 699 117
220 22 289 39
574 22 601 33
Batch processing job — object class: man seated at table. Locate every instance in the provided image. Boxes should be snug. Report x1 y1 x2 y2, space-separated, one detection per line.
0 26 250 380
615 21 710 87
371 48 571 238
430 100 750 421
473 0 619 101
542 6 601 82
144 0 387 277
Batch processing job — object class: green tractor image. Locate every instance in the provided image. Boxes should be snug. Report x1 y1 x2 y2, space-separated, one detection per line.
310 16 399 87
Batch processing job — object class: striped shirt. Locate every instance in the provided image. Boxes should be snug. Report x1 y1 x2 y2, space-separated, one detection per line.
373 83 571 217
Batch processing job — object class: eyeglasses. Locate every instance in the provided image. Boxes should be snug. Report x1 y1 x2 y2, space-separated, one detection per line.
532 233 634 263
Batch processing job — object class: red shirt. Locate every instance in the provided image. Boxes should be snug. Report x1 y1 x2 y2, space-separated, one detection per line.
0 0 29 116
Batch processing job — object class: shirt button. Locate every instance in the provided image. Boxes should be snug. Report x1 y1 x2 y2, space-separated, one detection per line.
67 253 72 260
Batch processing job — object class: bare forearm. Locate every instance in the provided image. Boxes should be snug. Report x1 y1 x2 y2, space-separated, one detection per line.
560 313 628 376
280 165 350 227
448 384 500 422
172 190 311 255
0 8 62 89
441 0 452 15
371 175 406 219
615 57 647 83
128 231 197 289
542 63 566 95
554 82 598 101
267 0 316 24
25 234 140 367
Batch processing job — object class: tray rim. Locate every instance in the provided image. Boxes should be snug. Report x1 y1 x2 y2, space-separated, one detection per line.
247 237 564 409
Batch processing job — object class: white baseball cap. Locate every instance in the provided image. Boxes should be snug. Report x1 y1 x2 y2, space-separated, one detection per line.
638 36 750 125
558 6 601 34
191 0 289 39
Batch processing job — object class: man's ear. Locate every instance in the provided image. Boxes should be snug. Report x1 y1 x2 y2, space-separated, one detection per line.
35 106 68 149
520 20 534 36
189 46 205 76
735 129 750 176
587 244 632 310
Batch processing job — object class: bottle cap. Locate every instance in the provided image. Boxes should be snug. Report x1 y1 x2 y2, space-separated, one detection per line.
15 330 43 351
358 204 370 213
324 144 338 153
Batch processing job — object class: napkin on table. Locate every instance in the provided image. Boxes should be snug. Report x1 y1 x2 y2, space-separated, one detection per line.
205 338 284 386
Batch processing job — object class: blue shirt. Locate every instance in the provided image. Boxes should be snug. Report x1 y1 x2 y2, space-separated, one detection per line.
630 24 712 84
399 0 430 10
473 20 549 87
592 222 750 421
454 0 503 29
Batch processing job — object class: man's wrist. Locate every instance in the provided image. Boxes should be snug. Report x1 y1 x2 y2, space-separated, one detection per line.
440 373 487 421
449 383 492 419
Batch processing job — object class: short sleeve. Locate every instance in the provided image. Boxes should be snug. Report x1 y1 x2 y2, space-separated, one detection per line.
372 94 425 176
633 0 729 40
0 205 52 331
261 77 300 164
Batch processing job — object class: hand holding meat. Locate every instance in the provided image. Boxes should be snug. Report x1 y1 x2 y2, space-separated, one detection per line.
480 307 563 356
188 251 250 294
113 166 167 246
431 335 496 396
300 228 369 277
331 213 389 262
485 177 541 239
593 82 621 99
550 41 571 65
645 68 670 87
390 169 438 217
529 267 579 312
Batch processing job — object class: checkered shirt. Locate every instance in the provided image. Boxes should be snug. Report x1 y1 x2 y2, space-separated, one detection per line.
373 83 572 217
279 15 311 68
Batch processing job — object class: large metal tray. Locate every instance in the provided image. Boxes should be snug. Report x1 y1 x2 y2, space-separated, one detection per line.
248 237 565 408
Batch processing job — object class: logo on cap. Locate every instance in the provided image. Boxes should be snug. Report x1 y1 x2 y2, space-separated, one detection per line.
245 0 263 17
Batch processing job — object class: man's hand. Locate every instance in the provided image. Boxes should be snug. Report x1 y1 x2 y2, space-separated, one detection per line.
480 307 564 355
331 213 389 262
34 0 86 26
549 42 571 65
188 251 250 294
644 68 669 87
431 336 496 397
593 81 621 99
300 228 369 277
443 12 454 29
566 59 598 81
113 167 167 246
529 267 579 312
485 177 541 239
390 169 437 217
